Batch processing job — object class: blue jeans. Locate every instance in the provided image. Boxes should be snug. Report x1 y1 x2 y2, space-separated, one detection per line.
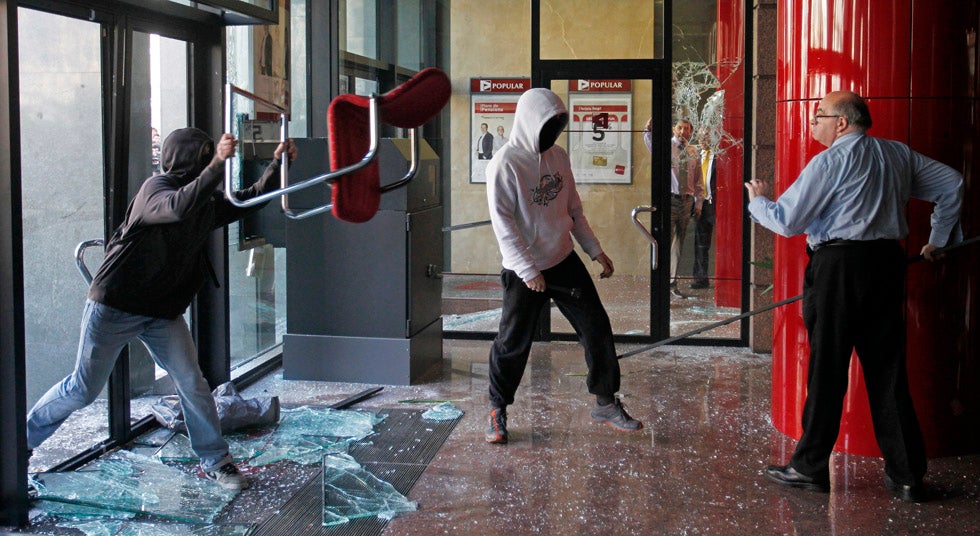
27 300 231 471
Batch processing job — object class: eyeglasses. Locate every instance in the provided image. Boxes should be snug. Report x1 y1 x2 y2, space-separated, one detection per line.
810 114 841 126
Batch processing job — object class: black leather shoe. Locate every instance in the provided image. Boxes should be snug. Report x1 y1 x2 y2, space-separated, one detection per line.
885 475 927 503
765 465 830 492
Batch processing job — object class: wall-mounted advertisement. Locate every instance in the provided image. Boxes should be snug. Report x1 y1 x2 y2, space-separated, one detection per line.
469 78 530 183
567 79 633 184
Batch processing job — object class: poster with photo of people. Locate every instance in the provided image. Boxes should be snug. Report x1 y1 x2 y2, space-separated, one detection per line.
469 78 530 183
567 79 633 184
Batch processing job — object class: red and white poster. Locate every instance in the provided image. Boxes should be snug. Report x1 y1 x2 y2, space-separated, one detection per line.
469 78 530 183
567 79 633 184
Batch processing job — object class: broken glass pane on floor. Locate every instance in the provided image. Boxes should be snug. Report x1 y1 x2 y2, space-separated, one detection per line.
322 453 417 526
58 520 253 536
34 498 137 521
251 406 383 466
33 449 237 523
155 431 264 464
154 406 384 467
421 401 463 421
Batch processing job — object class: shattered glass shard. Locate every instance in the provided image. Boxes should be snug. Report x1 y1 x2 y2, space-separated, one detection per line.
35 498 138 521
421 401 464 422
156 431 264 464
155 406 384 467
59 519 253 536
321 452 417 526
34 450 237 523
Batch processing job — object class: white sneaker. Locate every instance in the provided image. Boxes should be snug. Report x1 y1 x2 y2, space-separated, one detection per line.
204 463 249 490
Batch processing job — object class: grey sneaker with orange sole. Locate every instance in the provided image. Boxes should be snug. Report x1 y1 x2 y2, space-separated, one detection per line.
485 407 508 444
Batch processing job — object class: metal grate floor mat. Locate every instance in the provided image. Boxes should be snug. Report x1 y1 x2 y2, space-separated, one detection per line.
252 408 459 536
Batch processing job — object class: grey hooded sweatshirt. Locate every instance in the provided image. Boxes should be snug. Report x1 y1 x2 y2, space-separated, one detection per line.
486 88 603 282
88 127 282 319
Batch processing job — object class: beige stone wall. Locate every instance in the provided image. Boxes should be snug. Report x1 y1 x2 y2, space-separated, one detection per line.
448 0 658 276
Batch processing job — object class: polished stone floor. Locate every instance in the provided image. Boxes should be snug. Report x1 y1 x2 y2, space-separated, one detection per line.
12 339 980 535
255 340 979 536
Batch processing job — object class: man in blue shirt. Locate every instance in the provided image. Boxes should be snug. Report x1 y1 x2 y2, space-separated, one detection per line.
745 90 963 502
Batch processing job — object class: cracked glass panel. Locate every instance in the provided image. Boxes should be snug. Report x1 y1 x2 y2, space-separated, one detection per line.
672 61 742 157
33 450 237 523
322 453 417 526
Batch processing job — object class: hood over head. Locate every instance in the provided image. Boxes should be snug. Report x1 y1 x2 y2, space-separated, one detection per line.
509 88 568 154
160 127 215 183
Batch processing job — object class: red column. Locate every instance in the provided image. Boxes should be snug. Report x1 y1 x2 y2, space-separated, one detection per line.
774 0 980 456
713 0 744 308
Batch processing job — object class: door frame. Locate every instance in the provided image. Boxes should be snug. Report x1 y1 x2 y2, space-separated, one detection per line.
2 1 229 524
531 1 672 343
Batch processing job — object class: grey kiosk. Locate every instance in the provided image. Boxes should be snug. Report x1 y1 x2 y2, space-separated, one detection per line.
282 139 443 385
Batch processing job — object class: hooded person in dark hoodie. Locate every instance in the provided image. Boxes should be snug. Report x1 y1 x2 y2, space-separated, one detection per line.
484 88 642 445
27 128 296 491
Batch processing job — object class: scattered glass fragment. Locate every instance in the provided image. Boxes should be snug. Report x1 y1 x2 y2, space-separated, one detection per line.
155 406 384 467
34 499 137 521
322 453 417 526
34 450 237 523
421 402 463 422
59 520 253 536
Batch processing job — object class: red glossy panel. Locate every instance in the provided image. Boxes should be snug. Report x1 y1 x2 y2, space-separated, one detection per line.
771 100 813 440
778 0 912 102
910 0 979 98
905 97 980 456
715 1 745 308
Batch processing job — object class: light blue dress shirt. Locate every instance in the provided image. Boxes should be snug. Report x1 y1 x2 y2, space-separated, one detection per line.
748 132 963 248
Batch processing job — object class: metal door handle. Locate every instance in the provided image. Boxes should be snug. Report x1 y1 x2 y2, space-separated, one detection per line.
631 206 659 271
74 239 105 285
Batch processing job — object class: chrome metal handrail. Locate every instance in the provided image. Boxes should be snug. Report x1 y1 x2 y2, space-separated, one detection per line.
223 83 291 208
224 83 419 220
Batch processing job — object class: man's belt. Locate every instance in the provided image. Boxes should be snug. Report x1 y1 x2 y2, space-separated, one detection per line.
810 238 898 252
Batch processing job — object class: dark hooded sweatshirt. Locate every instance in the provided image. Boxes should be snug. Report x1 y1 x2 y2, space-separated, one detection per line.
88 127 282 319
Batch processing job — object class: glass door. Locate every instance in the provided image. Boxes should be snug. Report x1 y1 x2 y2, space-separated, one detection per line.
535 0 746 345
538 74 668 341
124 29 193 428
20 7 110 465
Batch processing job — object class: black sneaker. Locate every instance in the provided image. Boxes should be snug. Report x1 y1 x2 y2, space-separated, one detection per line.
591 399 643 432
204 462 249 490
485 407 508 444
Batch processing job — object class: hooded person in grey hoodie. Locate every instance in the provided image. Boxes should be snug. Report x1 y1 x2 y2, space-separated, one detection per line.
484 88 642 444
27 128 296 491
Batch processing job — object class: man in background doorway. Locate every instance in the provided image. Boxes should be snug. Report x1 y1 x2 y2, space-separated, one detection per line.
644 117 704 298
691 128 716 289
